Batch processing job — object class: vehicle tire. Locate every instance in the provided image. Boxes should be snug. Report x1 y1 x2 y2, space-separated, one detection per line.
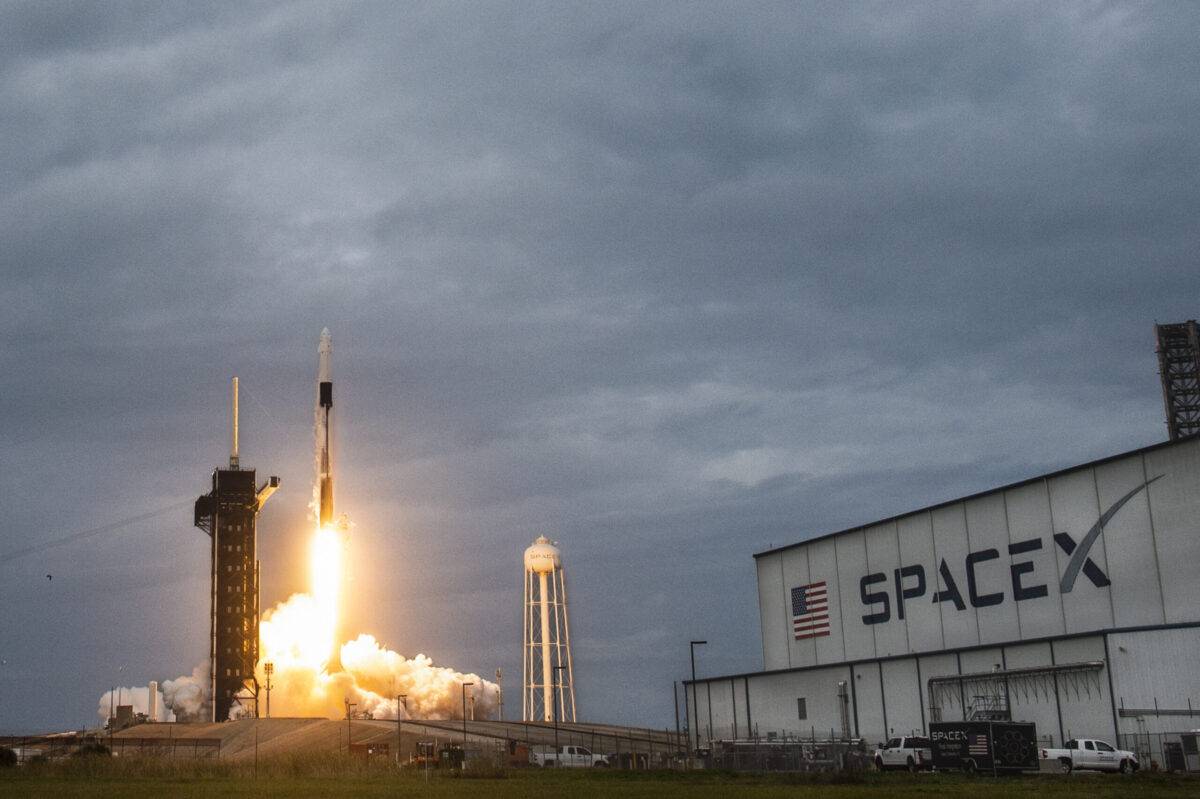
875 756 885 771
907 757 917 773
1119 759 1130 774
1059 759 1072 774
593 761 608 768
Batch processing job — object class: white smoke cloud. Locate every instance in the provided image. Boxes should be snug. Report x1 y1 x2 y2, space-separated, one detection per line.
96 685 167 723
96 662 210 724
161 663 210 722
257 633 499 721
340 634 499 719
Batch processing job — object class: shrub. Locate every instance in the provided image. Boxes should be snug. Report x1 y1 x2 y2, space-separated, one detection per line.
72 743 111 758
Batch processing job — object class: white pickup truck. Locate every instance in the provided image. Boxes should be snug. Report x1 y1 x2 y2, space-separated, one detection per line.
1040 738 1139 773
873 736 933 772
529 745 609 768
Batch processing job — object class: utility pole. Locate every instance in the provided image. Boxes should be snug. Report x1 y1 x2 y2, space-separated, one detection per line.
344 699 356 755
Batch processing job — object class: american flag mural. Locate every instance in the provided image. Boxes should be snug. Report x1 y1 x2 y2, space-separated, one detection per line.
967 734 989 756
791 581 830 640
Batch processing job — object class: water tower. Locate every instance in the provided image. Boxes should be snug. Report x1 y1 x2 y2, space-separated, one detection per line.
522 536 577 722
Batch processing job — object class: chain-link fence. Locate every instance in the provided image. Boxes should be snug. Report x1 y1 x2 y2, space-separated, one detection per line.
0 734 221 763
392 720 684 769
1118 731 1200 772
706 736 869 772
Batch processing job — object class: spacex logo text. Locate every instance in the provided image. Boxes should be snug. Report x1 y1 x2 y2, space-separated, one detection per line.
857 476 1162 626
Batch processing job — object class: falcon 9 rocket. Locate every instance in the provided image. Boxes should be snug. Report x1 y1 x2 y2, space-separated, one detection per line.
317 328 334 527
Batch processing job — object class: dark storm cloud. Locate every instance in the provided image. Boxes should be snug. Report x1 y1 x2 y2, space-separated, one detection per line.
1 1 1197 730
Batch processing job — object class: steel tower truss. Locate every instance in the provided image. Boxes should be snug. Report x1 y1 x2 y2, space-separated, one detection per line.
1155 321 1200 440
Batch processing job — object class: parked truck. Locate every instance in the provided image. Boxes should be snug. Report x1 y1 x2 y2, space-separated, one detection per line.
529 745 609 767
929 721 1039 774
872 736 933 772
1039 738 1139 773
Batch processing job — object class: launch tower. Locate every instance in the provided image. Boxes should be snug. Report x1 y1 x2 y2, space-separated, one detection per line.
522 536 576 723
1156 320 1200 440
194 378 278 721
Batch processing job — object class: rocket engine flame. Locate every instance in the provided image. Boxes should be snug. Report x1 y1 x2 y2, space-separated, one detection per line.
255 523 498 721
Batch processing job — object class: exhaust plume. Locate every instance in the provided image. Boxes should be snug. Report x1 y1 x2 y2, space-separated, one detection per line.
95 662 209 723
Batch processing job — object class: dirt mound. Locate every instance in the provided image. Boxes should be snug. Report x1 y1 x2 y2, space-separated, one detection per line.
110 718 395 760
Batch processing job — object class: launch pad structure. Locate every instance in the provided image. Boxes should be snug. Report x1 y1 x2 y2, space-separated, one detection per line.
194 378 278 722
1156 320 1200 440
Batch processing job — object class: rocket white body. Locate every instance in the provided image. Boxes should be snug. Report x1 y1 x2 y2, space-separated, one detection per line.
317 328 334 527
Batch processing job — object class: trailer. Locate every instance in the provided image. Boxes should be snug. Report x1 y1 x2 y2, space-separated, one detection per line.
928 721 1038 774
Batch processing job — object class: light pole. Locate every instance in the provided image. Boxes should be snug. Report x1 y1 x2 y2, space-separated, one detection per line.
396 694 407 764
495 668 503 721
553 664 567 757
689 640 707 756
673 680 681 761
461 682 474 769
263 662 273 719
344 699 357 755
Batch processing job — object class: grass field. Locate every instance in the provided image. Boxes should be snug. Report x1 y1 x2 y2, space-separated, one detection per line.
2 758 1199 799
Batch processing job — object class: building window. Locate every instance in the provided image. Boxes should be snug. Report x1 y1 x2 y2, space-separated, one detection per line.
797 698 807 720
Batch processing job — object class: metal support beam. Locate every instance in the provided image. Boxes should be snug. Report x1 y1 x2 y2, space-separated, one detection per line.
928 660 1104 723
1155 320 1200 440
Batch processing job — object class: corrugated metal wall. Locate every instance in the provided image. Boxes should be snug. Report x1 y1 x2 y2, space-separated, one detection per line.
689 633 1136 748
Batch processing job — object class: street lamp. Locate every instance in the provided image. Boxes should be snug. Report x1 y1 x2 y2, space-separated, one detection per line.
673 680 681 759
495 668 503 721
689 640 707 755
461 682 474 769
553 664 567 757
396 694 407 764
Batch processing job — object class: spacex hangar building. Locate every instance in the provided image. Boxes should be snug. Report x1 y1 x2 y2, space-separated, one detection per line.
685 433 1200 749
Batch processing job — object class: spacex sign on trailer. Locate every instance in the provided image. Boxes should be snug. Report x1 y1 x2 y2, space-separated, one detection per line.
756 437 1200 671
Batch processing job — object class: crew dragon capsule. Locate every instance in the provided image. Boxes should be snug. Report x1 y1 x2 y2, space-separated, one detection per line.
317 327 334 527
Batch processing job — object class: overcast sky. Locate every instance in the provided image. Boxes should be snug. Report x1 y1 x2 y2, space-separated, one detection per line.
1 1 1197 732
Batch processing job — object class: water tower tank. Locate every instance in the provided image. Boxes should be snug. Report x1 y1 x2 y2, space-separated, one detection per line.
523 536 560 574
